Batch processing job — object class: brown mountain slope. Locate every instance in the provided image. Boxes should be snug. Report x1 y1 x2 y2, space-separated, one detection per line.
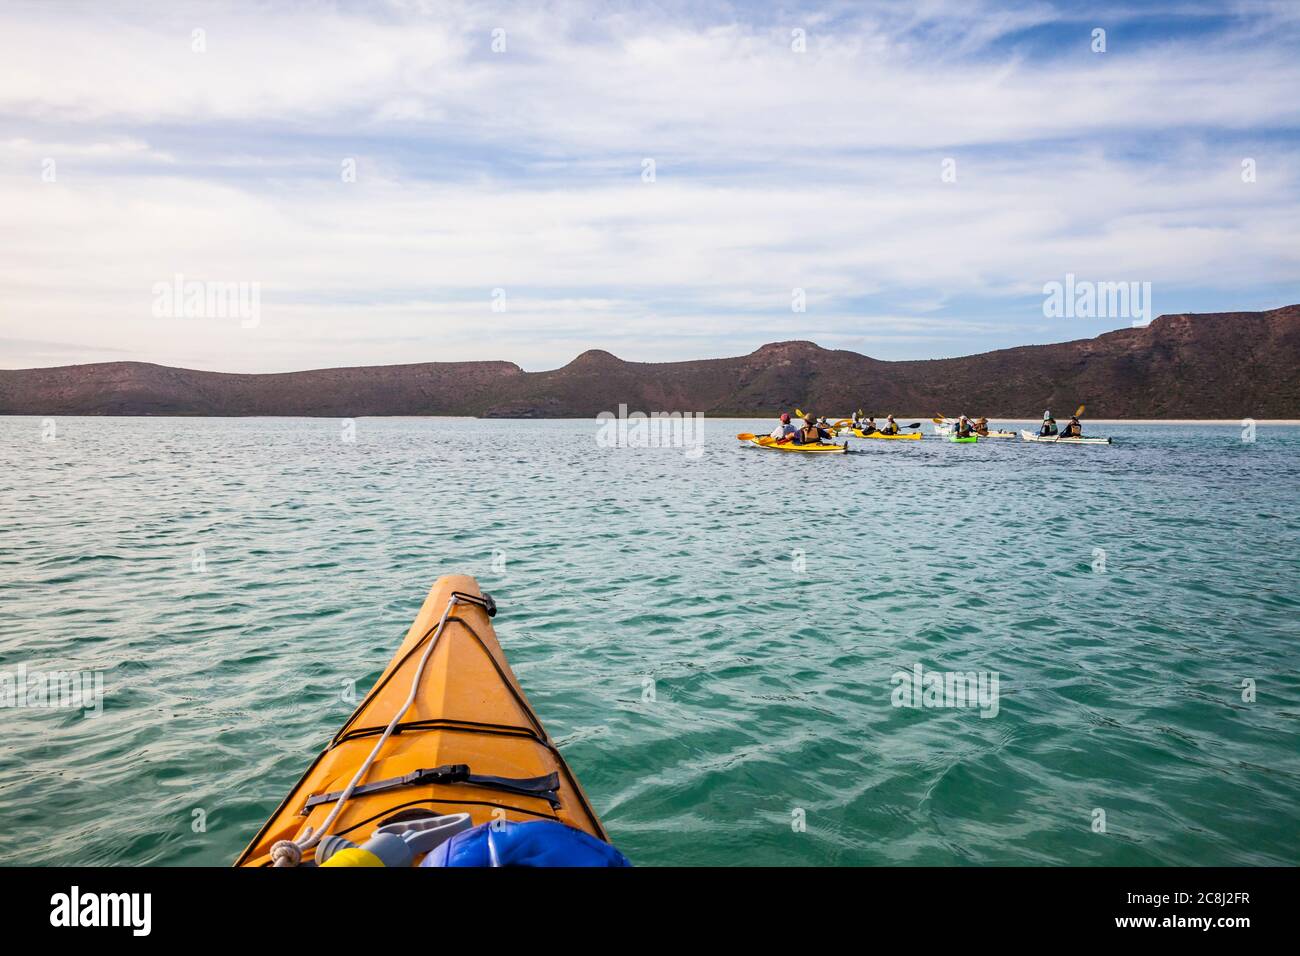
0 359 522 416
1 306 1296 418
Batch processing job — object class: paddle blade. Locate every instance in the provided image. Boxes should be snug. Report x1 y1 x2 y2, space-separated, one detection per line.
1075 404 1086 418
736 433 756 440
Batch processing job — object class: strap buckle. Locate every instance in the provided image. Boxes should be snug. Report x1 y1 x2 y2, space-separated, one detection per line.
407 764 470 786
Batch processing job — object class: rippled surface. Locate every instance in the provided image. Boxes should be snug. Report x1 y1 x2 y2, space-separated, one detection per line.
1 416 1297 866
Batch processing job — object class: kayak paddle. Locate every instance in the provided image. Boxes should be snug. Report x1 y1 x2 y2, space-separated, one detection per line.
738 432 795 446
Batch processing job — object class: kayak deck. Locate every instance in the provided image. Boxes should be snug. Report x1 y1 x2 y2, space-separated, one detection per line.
234 575 608 866
1019 429 1112 444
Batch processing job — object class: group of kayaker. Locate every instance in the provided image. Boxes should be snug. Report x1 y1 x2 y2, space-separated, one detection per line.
767 411 907 445
947 411 1084 438
768 412 834 445
950 415 998 437
766 408 1087 445
1036 410 1084 437
852 413 902 435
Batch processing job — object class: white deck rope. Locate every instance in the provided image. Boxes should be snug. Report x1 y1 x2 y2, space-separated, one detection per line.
269 594 465 867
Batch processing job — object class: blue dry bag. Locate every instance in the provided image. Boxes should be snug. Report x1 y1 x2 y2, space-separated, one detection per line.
421 820 631 867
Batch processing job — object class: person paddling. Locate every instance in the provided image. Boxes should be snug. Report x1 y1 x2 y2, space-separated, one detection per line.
1038 411 1058 437
792 413 833 445
879 414 900 436
954 415 975 438
1060 414 1083 438
769 412 797 443
973 416 990 437
861 415 879 434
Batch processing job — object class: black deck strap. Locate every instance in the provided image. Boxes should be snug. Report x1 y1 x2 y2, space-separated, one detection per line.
451 590 496 617
302 764 561 813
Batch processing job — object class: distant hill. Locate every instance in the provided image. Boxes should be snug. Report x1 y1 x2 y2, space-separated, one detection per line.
2 305 1297 418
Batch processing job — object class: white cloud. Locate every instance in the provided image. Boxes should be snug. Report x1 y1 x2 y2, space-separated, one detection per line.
0 0 1297 370
5 2 1299 148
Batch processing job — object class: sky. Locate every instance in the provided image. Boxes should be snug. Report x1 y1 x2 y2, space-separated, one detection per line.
1 0 1298 373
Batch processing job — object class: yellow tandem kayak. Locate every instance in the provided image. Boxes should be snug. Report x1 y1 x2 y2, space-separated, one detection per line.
744 437 848 453
234 575 615 867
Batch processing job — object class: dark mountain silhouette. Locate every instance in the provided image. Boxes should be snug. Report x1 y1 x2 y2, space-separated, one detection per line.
2 306 1296 418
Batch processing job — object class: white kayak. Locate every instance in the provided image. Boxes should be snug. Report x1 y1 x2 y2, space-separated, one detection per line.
1020 429 1112 445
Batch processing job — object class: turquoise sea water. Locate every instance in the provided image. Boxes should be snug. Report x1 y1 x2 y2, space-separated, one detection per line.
1 416 1297 867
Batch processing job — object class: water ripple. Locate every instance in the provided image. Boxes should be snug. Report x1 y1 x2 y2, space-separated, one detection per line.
0 417 1297 865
